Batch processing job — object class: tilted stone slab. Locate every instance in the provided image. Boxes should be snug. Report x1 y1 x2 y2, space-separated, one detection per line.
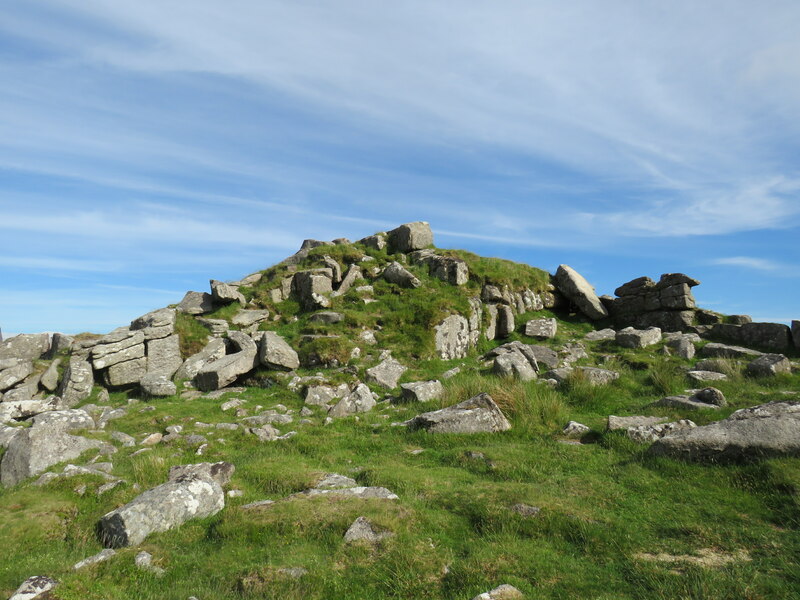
105 357 147 387
232 309 271 328
493 352 537 381
615 326 662 349
0 361 33 392
130 308 176 340
210 279 245 304
0 397 62 424
146 334 182 377
699 343 762 360
175 338 226 381
365 357 407 389
177 291 214 315
56 358 94 407
435 314 470 360
0 334 50 362
553 264 608 320
649 401 800 461
328 383 376 417
382 262 421 288
195 331 258 391
98 474 224 547
406 392 511 434
259 331 300 370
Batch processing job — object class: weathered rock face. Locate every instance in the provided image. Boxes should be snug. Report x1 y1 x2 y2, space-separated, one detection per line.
666 335 695 359
140 373 177 397
177 291 214 315
607 415 668 431
104 357 147 387
344 516 393 544
358 233 386 250
56 358 94 407
409 249 468 285
167 461 235 487
699 343 762 360
195 331 258 391
0 397 62 424
146 334 182 378
400 380 444 403
435 314 470 360
8 575 59 600
615 326 661 349
472 584 523 600
91 329 146 370
0 334 50 362
584 328 616 341
524 318 557 339
331 264 363 297
98 474 225 547
0 360 33 392
175 338 226 380
365 357 407 389
649 401 800 461
627 420 696 443
304 383 349 408
553 265 608 320
1 410 103 486
493 351 537 381
130 308 176 340
293 271 333 309
328 383 376 417
387 221 433 253
495 305 515 338
382 262 421 288
746 354 791 377
545 366 619 386
210 279 245 305
607 273 699 331
406 392 512 434
40 358 61 392
792 320 800 349
259 331 300 371
710 321 792 351
231 309 271 328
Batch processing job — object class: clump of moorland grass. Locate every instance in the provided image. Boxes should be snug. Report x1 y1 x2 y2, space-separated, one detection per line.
174 312 212 358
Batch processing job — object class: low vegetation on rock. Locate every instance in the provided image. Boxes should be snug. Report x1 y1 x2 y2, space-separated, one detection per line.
1 221 799 600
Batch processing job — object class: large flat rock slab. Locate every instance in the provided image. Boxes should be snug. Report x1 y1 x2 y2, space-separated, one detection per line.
406 393 511 434
649 401 800 461
553 264 608 320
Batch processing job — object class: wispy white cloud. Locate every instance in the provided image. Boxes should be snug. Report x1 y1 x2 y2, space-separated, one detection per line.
0 256 121 272
710 256 781 271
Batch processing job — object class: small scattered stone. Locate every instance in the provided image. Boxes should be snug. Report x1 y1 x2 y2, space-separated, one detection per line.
73 549 116 570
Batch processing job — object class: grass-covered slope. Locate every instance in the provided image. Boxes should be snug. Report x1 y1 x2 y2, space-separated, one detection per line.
1 238 799 600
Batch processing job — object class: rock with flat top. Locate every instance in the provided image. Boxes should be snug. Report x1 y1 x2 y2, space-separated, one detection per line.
232 310 271 328
387 221 433 253
366 357 407 389
140 373 177 397
130 308 176 340
177 291 214 315
195 331 258 391
0 334 50 362
210 279 245 305
687 370 728 383
627 420 696 443
649 401 800 461
406 393 511 434
168 461 235 487
8 575 59 600
616 326 662 348
746 354 791 377
525 318 557 339
700 343 762 359
400 380 444 403
607 415 668 431
553 264 608 320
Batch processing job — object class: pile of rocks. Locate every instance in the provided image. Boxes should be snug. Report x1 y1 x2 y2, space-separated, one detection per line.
605 273 700 332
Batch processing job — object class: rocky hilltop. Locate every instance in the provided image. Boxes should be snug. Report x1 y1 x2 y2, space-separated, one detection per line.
1 222 799 600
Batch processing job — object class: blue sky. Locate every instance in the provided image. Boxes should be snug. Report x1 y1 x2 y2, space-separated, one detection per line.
1 1 799 336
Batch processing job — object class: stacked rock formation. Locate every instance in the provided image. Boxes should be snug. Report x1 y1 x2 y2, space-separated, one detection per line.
604 273 699 332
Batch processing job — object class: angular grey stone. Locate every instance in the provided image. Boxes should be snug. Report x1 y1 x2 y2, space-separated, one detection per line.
493 352 537 381
105 357 147 387
98 475 224 547
409 249 468 285
328 383 376 417
482 285 505 304
484 304 498 340
652 395 722 411
293 271 333 308
297 486 398 500
627 420 696 443
740 322 792 352
524 318 557 339
406 392 511 434
0 397 63 424
616 326 662 349
73 548 116 570
131 308 176 340
57 358 94 407
687 370 728 383
0 361 33 392
699 343 762 359
666 336 696 359
615 276 656 297
0 334 50 362
140 373 177 397
259 331 300 370
472 584 524 600
175 338 226 381
358 233 387 250
400 380 444 403
382 261 421 288
607 415 668 431
321 255 342 284
694 387 727 406
649 400 800 461
434 314 470 360
8 575 58 600
210 279 245 305
91 329 145 367
177 291 214 315
548 366 619 386
365 357 407 389
746 354 791 377
332 264 363 297
553 264 608 320
111 431 136 447
195 331 258 391
168 461 235 487
387 221 433 253
231 309 271 328
510 503 541 518
146 334 182 378
309 311 344 324
304 383 349 407
344 516 394 543
563 421 590 437
1 412 103 486
314 472 358 489
46 332 75 358
40 358 61 392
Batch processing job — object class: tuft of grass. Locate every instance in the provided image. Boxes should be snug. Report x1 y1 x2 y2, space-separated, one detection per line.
174 313 210 359
439 249 551 292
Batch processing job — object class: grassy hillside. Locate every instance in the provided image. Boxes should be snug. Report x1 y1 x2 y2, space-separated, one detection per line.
1 241 799 600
